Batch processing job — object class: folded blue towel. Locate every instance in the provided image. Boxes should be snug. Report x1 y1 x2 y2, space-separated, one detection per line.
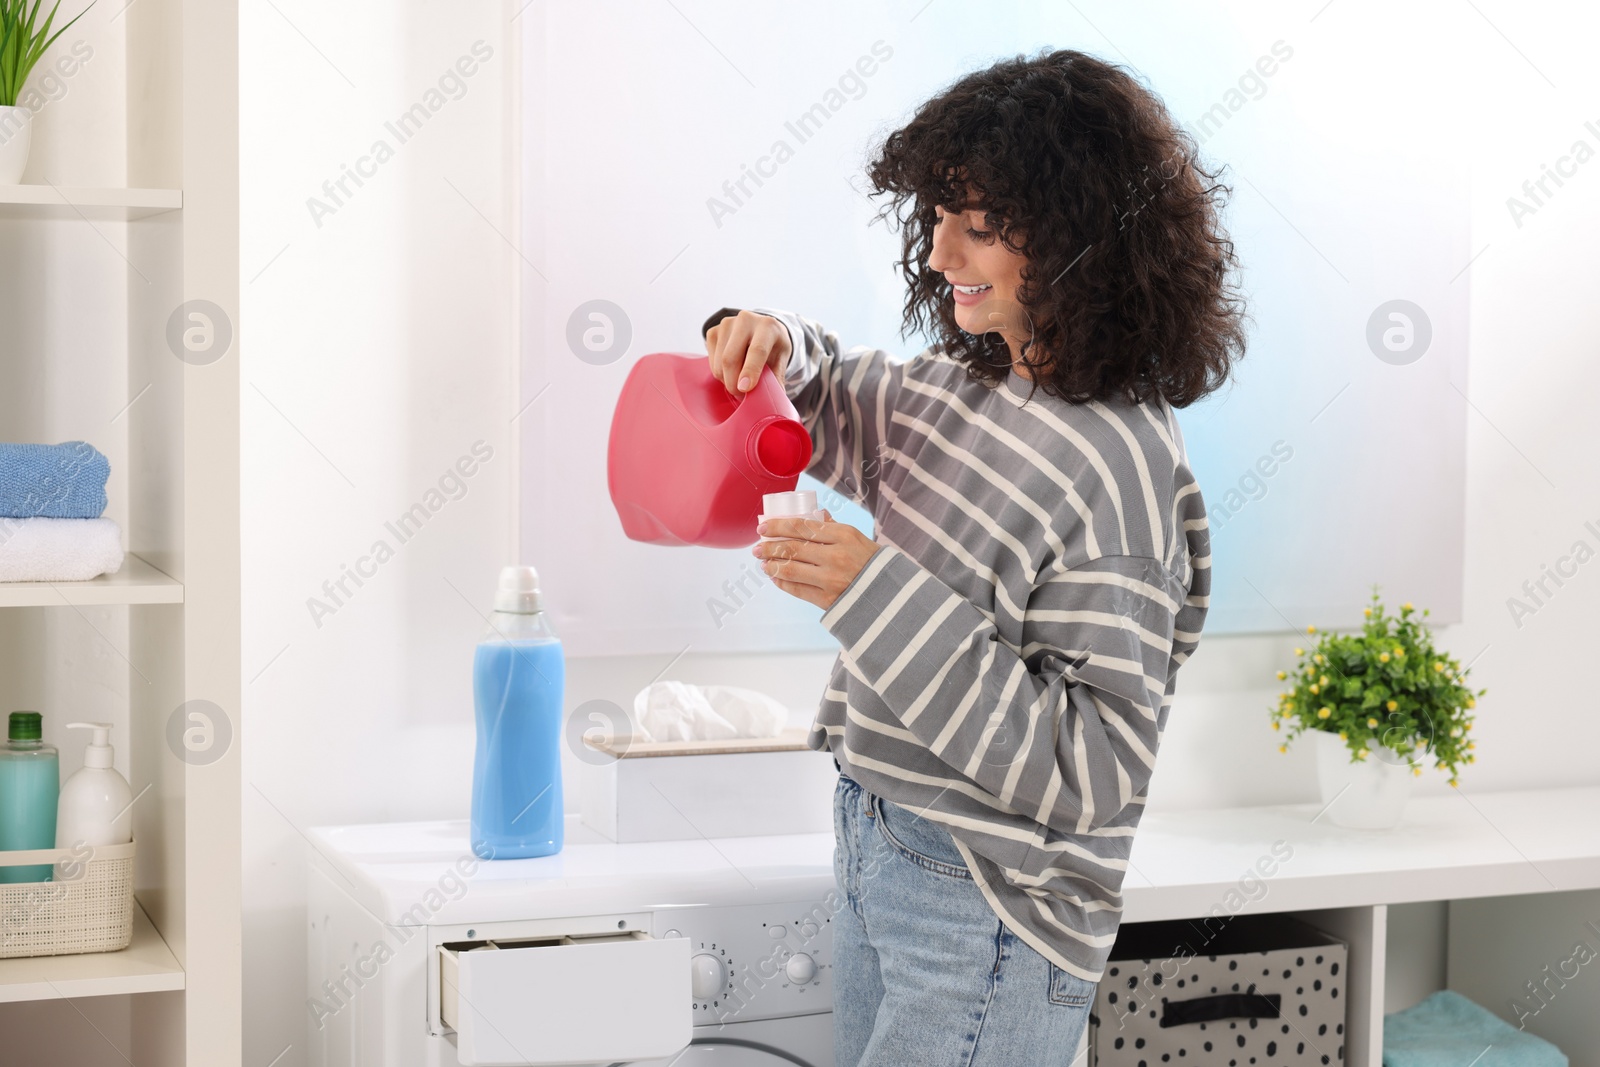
1384 990 1567 1067
0 442 109 519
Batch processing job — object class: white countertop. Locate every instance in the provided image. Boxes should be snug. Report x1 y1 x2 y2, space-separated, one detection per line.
308 818 838 925
309 785 1600 927
1121 785 1600 922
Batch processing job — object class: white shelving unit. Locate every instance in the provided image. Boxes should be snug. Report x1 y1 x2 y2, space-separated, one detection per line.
0 0 240 1061
0 905 183 1003
0 554 182 607
0 185 182 220
1116 787 1600 1067
313 788 1600 1067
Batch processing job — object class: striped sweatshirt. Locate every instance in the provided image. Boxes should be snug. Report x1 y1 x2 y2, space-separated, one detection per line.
756 307 1211 983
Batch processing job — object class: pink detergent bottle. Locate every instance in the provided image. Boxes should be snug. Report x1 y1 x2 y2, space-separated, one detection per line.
608 353 813 548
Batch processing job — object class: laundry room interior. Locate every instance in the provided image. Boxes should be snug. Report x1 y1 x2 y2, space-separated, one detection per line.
0 0 1594 1065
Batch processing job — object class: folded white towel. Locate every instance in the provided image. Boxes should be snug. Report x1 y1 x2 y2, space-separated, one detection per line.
0 517 124 582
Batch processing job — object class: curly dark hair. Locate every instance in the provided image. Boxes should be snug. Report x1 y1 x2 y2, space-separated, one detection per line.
867 49 1247 408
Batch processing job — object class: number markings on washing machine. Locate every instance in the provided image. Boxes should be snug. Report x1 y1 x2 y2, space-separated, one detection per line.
690 941 734 1010
671 903 835 1023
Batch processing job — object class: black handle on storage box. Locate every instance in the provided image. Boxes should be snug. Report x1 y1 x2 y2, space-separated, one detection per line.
1159 990 1281 1028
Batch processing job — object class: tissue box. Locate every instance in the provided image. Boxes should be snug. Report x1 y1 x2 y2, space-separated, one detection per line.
578 728 836 842
1089 913 1348 1067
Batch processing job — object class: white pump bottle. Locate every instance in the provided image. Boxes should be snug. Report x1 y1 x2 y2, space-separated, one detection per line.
55 722 133 848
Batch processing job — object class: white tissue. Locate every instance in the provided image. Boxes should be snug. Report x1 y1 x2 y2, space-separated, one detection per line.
632 681 788 743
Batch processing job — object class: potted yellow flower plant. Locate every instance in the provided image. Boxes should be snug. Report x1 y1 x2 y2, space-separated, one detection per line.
1270 590 1483 829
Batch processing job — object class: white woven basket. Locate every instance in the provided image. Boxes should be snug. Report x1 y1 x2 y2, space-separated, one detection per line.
0 840 134 958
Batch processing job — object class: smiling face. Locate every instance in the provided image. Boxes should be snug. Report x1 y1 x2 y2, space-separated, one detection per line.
928 203 1033 366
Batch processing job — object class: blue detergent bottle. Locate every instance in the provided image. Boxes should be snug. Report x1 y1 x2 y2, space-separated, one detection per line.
471 565 565 859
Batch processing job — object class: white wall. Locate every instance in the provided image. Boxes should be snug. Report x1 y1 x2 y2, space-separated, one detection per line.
241 2 1600 1064
524 1 1475 654
1127 0 1600 808
240 3 518 1063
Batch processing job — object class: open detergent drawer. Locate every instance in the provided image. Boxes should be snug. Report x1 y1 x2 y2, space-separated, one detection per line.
440 930 690 1066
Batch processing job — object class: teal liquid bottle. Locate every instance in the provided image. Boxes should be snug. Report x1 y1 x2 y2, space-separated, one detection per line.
0 711 59 883
471 565 565 860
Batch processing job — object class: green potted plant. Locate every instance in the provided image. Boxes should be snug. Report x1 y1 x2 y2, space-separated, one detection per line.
1270 590 1483 829
0 0 91 183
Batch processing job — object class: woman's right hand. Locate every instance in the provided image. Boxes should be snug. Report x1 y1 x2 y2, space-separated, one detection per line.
706 310 792 395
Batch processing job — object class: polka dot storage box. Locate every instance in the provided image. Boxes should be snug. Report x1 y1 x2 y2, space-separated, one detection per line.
1089 913 1348 1067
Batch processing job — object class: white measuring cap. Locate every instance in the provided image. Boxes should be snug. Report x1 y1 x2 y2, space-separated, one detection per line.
761 490 819 518
494 565 544 613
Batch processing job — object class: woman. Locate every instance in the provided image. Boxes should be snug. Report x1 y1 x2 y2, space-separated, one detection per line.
704 49 1245 1066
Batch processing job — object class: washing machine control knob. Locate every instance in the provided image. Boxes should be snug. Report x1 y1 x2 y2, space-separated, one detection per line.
785 952 817 984
690 953 726 1000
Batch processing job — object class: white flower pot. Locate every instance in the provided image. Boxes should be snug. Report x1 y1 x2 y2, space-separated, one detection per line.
0 106 32 184
1311 729 1414 830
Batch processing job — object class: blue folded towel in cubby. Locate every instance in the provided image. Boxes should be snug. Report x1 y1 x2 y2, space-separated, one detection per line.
1384 990 1567 1067
0 441 110 519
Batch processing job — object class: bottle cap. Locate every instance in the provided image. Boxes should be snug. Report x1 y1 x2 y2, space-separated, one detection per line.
760 490 819 518
494 565 544 613
67 722 114 769
8 711 40 741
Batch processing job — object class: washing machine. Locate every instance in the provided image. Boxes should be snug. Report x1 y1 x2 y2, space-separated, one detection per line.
306 818 837 1067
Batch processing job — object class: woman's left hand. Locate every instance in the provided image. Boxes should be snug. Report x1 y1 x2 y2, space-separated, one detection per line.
754 510 881 611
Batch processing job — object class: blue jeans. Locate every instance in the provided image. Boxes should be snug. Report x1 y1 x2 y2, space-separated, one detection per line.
830 773 1096 1067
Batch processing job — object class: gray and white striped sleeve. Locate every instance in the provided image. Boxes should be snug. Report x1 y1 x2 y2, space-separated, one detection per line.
819 543 1196 834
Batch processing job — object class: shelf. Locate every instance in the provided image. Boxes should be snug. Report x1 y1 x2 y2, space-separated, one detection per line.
0 902 184 1003
0 185 182 220
0 552 183 607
